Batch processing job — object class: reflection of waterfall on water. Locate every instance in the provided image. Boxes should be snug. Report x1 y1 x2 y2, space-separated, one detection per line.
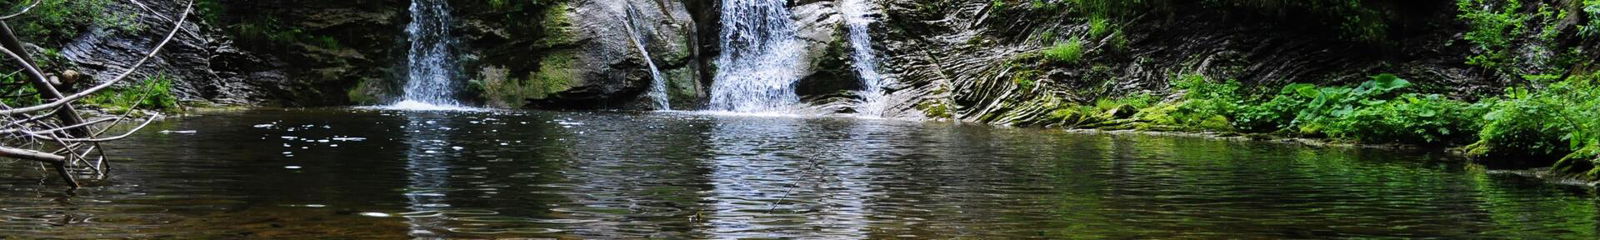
621 4 671 110
400 112 455 237
392 0 467 110
700 117 881 238
839 0 896 117
706 0 807 113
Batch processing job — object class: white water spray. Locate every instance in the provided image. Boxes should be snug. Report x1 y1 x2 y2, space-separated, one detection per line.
622 4 671 110
707 0 807 112
840 0 894 116
391 0 468 110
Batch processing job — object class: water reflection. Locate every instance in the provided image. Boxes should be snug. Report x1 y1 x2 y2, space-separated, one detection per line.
0 109 1597 238
398 111 456 237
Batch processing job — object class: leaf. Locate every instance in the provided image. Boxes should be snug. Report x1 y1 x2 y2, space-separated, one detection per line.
1363 73 1412 95
1418 109 1437 118
1288 83 1319 97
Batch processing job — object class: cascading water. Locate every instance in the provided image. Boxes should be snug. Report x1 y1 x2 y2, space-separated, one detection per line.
622 4 671 110
393 0 464 109
707 0 807 112
840 0 894 116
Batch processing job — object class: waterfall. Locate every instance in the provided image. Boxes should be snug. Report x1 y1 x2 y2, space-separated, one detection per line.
840 0 893 117
622 4 671 110
393 0 464 109
707 0 807 112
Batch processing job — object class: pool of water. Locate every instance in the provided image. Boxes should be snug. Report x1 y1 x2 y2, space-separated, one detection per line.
1 109 1596 238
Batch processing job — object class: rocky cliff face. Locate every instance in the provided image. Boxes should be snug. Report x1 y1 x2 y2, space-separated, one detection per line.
63 0 287 106
60 0 1584 117
61 0 410 107
463 0 704 109
56 0 713 109
865 0 1586 125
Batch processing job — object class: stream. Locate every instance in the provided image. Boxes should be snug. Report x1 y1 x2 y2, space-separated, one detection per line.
0 109 1596 238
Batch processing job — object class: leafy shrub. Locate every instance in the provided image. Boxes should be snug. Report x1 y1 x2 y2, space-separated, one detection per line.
1134 74 1241 131
1 0 136 44
1042 38 1085 63
469 52 578 108
1232 87 1309 133
1583 0 1600 37
0 73 44 107
82 74 180 113
1470 73 1600 159
1126 73 1484 144
1087 16 1112 38
1290 73 1414 135
1068 0 1394 42
1321 94 1491 145
1456 0 1527 72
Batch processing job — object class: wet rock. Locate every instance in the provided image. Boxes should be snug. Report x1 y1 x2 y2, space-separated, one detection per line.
61 1 288 106
875 0 1501 124
60 0 410 107
459 0 702 110
788 0 861 104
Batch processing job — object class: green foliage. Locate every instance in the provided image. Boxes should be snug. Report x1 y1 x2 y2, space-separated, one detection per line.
918 100 952 118
1036 30 1057 44
1010 68 1040 90
1041 38 1085 63
82 74 181 113
1232 87 1309 133
229 16 342 51
1320 93 1491 145
0 73 44 107
1087 16 1112 38
1118 74 1483 144
1289 74 1413 134
1066 0 1148 20
1583 0 1600 37
1132 74 1242 131
469 51 577 107
1201 0 1391 42
1028 0 1060 11
346 78 381 105
1 0 140 44
1066 0 1392 42
537 3 577 47
1456 0 1528 72
1470 72 1600 161
4 73 179 114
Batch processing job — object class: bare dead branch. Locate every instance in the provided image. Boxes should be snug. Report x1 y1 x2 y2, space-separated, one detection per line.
22 114 159 143
0 0 42 20
0 0 194 115
0 146 64 164
0 117 118 135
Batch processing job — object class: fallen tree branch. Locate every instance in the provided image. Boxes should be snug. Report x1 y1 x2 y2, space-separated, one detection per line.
0 117 118 135
21 114 158 143
0 0 193 115
0 146 63 164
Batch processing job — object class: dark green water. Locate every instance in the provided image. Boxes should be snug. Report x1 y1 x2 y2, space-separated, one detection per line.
1 109 1596 239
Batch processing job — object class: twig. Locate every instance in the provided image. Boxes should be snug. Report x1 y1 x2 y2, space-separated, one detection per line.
23 114 158 143
0 0 193 115
0 0 42 20
0 146 64 164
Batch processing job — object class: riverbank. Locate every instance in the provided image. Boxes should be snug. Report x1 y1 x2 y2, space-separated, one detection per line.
982 71 1600 183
